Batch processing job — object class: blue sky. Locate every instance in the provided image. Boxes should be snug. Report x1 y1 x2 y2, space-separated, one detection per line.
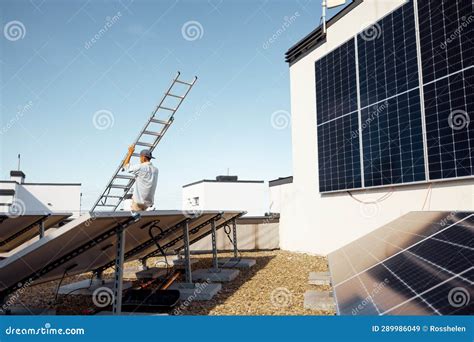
0 0 342 210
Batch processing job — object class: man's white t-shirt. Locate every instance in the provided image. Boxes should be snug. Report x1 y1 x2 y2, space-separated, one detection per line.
126 162 159 207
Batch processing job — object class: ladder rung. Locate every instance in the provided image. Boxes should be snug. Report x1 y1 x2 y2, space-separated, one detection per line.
136 142 154 147
96 204 117 207
109 185 129 189
115 174 134 180
143 130 162 137
158 106 176 112
167 93 184 99
175 79 193 86
102 195 123 199
150 118 170 125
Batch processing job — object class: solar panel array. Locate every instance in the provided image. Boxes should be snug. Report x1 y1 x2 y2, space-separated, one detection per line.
316 39 362 192
328 211 474 315
0 211 243 296
315 0 473 192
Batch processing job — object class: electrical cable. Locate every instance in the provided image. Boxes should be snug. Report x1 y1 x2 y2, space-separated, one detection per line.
148 225 172 280
61 273 95 298
222 223 242 265
53 269 69 303
421 183 433 210
347 188 394 204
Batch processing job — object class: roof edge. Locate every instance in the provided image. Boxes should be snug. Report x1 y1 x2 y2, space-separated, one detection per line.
285 0 364 65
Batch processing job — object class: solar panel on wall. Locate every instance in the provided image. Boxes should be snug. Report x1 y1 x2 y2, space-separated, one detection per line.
315 39 362 192
314 0 473 193
418 0 474 181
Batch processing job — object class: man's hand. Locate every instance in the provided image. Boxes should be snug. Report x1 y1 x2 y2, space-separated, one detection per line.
123 144 135 168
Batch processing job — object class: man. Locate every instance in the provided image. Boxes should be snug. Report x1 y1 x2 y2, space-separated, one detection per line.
123 145 159 211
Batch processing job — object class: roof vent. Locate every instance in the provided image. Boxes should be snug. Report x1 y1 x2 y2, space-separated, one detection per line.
10 170 26 184
216 175 238 182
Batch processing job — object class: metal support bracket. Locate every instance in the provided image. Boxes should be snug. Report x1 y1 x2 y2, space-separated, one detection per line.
210 218 219 271
39 220 45 238
232 218 238 258
182 221 193 284
112 225 126 315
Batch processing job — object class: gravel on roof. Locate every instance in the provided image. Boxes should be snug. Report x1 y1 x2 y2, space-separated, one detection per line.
10 250 334 316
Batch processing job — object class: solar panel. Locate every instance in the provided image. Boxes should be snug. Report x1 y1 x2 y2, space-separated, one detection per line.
0 213 71 253
417 0 474 180
424 68 474 179
315 38 362 192
0 211 242 297
361 89 425 187
358 1 418 109
328 211 474 315
417 0 473 84
315 39 358 124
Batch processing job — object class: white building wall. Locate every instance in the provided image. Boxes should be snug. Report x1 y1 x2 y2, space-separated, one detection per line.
281 0 474 255
182 181 267 216
23 184 81 217
190 222 279 251
269 181 293 214
0 182 81 217
182 182 206 211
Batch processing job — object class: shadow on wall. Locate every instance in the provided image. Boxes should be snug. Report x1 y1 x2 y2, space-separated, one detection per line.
14 186 51 213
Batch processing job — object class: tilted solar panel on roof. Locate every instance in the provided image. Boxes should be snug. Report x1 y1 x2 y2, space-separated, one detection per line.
0 213 71 253
328 211 474 315
0 210 243 298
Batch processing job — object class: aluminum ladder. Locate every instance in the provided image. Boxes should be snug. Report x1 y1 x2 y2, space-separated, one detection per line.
91 72 197 212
